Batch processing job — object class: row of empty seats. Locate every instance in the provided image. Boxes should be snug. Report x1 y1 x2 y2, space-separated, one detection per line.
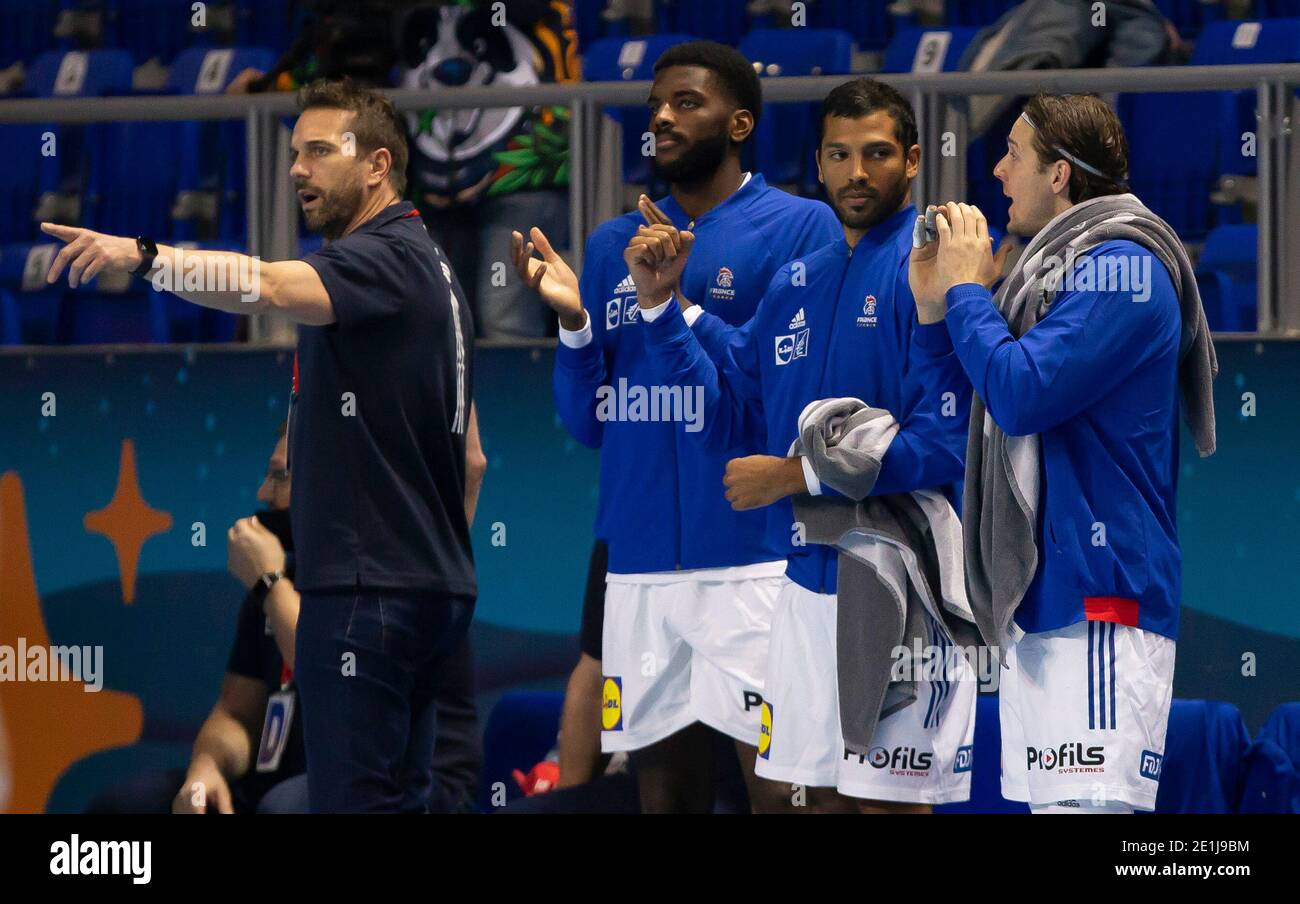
0 241 241 344
573 0 1300 53
0 0 295 70
483 692 1300 813
1 44 276 264
1 18 1285 340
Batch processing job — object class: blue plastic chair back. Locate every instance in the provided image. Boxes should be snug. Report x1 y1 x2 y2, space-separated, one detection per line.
1151 699 1250 813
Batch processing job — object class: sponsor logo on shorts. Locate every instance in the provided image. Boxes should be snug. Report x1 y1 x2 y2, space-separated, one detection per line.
601 676 623 731
846 745 933 777
758 701 773 759
1026 742 1106 774
742 690 764 712
953 744 973 773
1139 749 1163 781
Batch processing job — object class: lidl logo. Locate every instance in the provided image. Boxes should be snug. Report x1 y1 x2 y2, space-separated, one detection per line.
953 744 973 773
1139 749 1162 781
602 676 623 731
758 701 773 759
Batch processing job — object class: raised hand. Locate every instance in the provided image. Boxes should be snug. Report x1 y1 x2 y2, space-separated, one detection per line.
623 210 695 312
637 194 698 313
40 222 142 289
512 226 585 331
909 202 999 323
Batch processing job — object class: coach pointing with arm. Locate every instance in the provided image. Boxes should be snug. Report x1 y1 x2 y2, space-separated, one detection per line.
43 79 480 813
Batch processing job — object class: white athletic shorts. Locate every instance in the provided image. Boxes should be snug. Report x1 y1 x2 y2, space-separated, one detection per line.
754 579 977 804
600 562 785 753
999 619 1176 812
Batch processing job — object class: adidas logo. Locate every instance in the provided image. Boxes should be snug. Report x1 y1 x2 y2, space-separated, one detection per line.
614 274 637 295
788 308 806 330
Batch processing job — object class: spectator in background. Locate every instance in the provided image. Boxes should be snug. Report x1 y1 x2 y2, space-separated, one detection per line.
87 418 485 814
399 0 580 339
226 0 413 94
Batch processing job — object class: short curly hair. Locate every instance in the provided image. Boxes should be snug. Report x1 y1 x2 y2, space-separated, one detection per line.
297 77 408 195
654 40 763 139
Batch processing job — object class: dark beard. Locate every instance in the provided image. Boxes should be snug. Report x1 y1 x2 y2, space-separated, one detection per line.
304 174 363 240
651 127 731 185
833 172 911 233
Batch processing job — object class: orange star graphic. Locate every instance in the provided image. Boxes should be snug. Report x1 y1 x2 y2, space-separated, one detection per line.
0 471 143 812
83 439 172 604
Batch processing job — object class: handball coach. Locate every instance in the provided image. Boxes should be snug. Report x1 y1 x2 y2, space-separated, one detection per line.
40 79 480 814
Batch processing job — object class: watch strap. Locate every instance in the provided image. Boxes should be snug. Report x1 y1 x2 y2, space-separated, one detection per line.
132 237 158 278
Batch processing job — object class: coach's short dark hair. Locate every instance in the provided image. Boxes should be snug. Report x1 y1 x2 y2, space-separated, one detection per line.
818 77 918 152
297 77 408 195
653 40 763 136
1021 93 1129 203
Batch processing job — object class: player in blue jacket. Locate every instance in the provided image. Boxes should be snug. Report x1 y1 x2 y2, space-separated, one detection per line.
628 79 980 811
512 41 839 812
910 94 1217 813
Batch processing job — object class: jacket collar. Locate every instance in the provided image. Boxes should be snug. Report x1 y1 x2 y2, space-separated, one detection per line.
655 172 766 229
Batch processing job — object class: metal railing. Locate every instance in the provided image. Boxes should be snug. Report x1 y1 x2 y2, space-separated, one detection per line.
1 63 1297 339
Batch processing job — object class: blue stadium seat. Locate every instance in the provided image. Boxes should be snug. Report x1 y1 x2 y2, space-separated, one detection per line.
573 0 631 50
583 34 697 184
739 28 854 187
1237 703 1299 813
168 45 276 94
28 49 134 97
944 0 1021 27
0 124 56 243
0 243 70 344
656 0 749 46
26 50 143 243
1151 699 1251 813
934 693 1030 814
234 0 296 55
60 288 164 344
1260 0 1300 17
807 0 905 52
1122 18 1300 238
101 0 216 65
166 47 276 243
0 288 62 345
478 691 564 811
1195 225 1257 331
882 26 980 73
81 120 178 239
1152 0 1226 37
0 264 64 346
1 238 168 344
144 241 242 341
0 0 62 68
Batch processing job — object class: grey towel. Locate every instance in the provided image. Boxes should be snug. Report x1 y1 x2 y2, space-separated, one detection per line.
963 193 1218 655
790 399 978 754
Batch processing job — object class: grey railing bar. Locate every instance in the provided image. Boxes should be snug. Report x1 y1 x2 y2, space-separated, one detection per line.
3 64 1300 123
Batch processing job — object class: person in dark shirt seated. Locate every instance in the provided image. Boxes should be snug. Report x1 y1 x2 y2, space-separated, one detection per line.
87 418 486 814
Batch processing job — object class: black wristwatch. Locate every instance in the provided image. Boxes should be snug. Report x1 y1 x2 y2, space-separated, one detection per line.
251 569 285 608
131 236 158 278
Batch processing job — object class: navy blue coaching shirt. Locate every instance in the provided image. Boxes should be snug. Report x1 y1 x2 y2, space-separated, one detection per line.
291 200 476 597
